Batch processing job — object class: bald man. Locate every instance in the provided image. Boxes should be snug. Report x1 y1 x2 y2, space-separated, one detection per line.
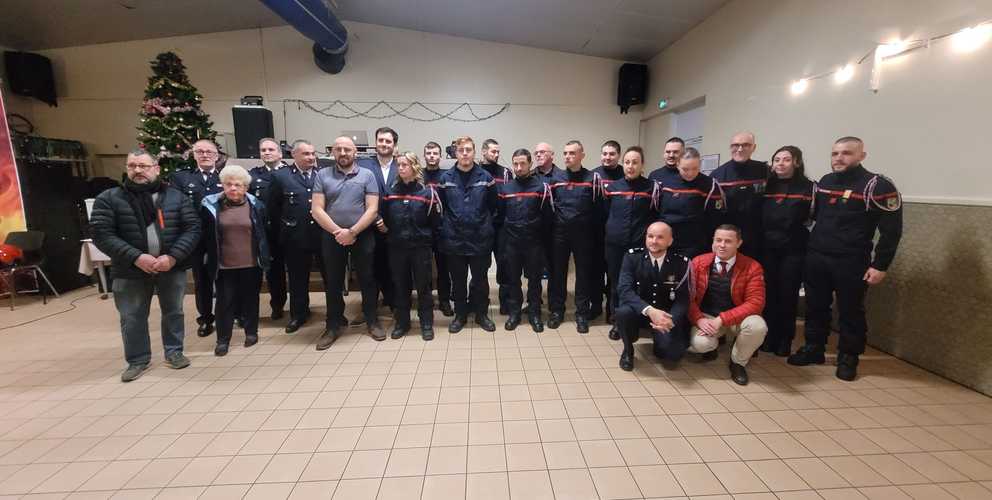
615 222 691 371
533 142 564 311
710 131 769 258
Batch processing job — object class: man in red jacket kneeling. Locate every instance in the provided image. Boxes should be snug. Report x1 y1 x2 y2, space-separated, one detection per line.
688 224 767 385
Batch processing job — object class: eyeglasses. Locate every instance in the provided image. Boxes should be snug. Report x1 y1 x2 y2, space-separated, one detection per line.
730 143 754 151
456 148 474 153
126 163 156 171
535 150 552 155
193 149 218 156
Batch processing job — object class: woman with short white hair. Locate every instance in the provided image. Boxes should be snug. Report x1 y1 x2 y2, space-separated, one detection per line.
200 164 271 355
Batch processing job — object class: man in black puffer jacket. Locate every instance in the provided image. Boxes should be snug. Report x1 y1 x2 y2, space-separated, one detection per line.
91 149 202 382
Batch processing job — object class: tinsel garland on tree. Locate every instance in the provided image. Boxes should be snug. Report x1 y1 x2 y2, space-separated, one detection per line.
136 52 217 179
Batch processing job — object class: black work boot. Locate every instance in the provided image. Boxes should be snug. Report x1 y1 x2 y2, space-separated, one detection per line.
787 344 826 366
835 352 860 381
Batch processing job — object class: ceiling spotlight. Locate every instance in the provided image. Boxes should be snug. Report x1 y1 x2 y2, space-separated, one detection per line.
834 64 855 84
952 24 992 53
790 79 809 95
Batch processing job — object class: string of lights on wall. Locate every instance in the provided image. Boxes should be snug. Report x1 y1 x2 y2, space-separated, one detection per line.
789 20 991 95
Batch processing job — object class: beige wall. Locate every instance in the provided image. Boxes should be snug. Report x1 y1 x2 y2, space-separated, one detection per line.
643 0 992 394
643 0 992 204
15 22 640 178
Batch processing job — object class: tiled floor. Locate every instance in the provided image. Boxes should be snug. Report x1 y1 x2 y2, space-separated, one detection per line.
0 285 991 499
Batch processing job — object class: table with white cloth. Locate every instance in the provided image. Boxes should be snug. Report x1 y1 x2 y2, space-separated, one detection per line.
78 239 111 299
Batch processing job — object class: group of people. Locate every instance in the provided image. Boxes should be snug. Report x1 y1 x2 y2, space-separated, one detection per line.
91 128 902 386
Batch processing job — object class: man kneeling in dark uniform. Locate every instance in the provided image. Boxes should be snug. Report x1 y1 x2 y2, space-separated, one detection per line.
616 221 691 371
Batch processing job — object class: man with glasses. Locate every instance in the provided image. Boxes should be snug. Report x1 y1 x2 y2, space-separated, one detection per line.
173 139 224 337
533 142 563 310
92 149 201 381
711 131 769 257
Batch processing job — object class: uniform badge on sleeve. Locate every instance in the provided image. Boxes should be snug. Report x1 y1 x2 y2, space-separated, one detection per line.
886 197 899 209
715 200 723 210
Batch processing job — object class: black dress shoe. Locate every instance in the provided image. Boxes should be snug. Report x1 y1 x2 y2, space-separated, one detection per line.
270 309 284 320
504 314 521 331
421 325 435 341
547 312 563 329
391 326 408 339
197 323 214 337
244 335 258 348
214 344 229 357
449 315 466 333
701 350 719 362
836 353 859 381
576 316 589 334
729 361 749 385
285 319 303 334
787 344 826 366
608 326 621 341
619 348 634 371
439 301 454 317
528 314 544 333
476 314 496 332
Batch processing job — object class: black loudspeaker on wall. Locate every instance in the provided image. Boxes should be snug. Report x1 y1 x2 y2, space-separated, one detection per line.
232 105 274 158
617 63 649 114
3 51 57 107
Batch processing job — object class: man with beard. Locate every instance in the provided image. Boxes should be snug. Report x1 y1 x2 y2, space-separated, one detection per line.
249 138 289 320
480 139 513 314
359 126 399 310
592 140 623 322
92 149 201 381
710 131 769 257
423 141 454 317
172 139 223 337
311 136 383 347
648 137 685 186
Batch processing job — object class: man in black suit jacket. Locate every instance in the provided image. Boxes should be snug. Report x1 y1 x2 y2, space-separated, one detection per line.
267 139 326 333
172 139 223 337
615 221 691 372
358 126 399 310
249 138 290 320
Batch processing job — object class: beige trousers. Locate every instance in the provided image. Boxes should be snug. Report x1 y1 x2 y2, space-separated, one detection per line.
688 314 767 366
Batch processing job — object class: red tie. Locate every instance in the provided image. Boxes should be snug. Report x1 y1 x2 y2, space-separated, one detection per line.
719 262 728 277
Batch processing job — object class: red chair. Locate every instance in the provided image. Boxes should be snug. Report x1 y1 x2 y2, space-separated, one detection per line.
0 231 60 310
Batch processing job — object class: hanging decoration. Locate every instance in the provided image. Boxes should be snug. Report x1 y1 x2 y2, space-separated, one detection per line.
287 99 510 122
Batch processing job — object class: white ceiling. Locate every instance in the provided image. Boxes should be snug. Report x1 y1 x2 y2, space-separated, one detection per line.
0 0 728 62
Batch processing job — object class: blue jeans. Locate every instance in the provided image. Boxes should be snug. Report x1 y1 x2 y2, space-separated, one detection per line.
113 269 187 365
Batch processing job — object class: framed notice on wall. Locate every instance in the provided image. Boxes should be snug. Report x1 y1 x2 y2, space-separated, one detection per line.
0 87 27 242
701 153 720 175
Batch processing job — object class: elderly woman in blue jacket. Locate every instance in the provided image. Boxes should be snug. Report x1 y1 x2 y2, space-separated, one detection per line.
201 164 270 356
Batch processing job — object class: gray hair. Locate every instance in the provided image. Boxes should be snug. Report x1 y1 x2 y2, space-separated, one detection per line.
219 165 252 186
127 148 158 163
291 139 313 152
682 147 701 160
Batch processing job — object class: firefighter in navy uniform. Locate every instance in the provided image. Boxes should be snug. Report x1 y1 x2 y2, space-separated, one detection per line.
711 131 769 258
658 148 725 259
496 148 553 333
759 146 815 357
266 140 326 334
249 138 290 320
379 152 441 341
548 140 600 333
436 136 498 333
592 140 624 322
603 146 660 341
172 139 224 337
423 142 454 317
647 136 685 186
615 222 691 371
788 137 902 381
480 139 513 315
533 142 564 310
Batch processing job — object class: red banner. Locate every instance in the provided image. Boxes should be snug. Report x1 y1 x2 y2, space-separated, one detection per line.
0 88 27 242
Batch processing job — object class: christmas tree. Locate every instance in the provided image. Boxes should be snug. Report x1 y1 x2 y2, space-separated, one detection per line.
136 52 216 179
